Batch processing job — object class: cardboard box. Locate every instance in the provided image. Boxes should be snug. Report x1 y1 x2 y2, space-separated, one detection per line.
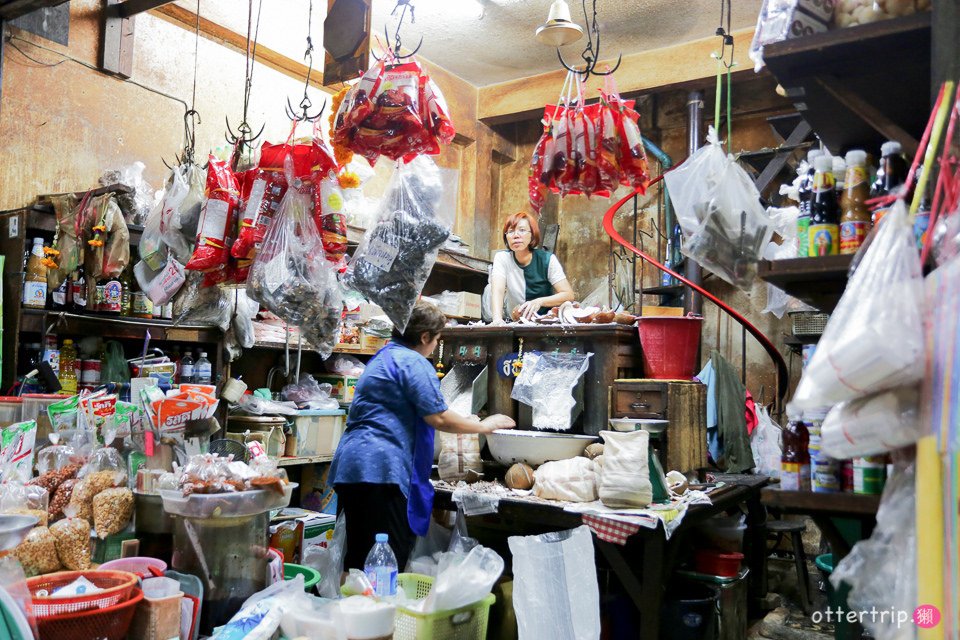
293 409 346 457
315 375 359 403
757 2 829 46
440 291 483 319
360 330 388 352
301 463 338 515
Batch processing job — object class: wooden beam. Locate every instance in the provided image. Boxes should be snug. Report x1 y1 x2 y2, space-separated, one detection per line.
150 4 325 89
476 28 755 125
816 78 920 157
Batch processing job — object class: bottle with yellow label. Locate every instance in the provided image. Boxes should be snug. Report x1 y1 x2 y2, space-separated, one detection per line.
840 150 872 254
809 155 840 256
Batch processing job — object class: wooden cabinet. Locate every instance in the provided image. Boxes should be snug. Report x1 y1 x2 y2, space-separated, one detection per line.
611 379 708 474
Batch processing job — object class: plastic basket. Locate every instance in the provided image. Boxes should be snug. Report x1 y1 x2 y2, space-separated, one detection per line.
394 573 495 640
99 555 168 577
284 563 321 591
789 311 829 337
35 587 142 640
28 570 139 618
91 530 137 564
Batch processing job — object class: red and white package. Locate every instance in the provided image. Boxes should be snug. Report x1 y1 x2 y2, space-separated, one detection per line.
186 157 240 272
153 398 205 433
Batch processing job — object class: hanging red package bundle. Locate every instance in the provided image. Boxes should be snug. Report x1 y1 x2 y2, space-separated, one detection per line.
596 95 621 195
312 136 348 271
232 142 290 263
528 124 551 214
615 101 650 192
186 157 240 272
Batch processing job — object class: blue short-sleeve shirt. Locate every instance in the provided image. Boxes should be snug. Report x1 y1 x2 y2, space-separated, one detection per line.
329 343 448 498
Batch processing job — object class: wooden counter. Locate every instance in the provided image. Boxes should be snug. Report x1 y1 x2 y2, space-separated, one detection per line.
438 324 642 435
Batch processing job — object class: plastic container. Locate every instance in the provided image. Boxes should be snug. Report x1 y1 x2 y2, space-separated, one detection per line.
159 483 295 518
638 316 703 379
394 573 495 640
99 556 168 578
28 570 139 618
660 580 719 640
816 554 856 640
35 587 142 640
365 533 398 597
0 397 23 424
678 568 749 640
292 409 346 457
693 550 744 578
284 563 321 592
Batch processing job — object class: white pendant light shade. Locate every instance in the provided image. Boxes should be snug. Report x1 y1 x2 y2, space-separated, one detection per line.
535 0 584 47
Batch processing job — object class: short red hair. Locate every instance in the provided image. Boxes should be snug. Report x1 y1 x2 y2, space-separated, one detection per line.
502 212 541 249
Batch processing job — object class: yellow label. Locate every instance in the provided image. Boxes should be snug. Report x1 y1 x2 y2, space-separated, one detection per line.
845 165 868 187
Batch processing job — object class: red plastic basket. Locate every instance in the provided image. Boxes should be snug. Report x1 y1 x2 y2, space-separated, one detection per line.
27 570 139 618
35 587 143 640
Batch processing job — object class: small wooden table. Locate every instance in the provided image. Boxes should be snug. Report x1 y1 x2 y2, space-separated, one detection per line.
760 487 880 561
434 474 769 639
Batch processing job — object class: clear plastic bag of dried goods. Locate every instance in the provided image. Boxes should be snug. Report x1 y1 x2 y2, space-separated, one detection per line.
343 156 457 332
511 351 592 431
248 160 343 359
791 200 924 411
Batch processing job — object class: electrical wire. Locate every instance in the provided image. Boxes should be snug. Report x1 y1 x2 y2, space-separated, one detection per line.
6 33 189 112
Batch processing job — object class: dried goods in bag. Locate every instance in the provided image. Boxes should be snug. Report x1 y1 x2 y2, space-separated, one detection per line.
50 508 91 570
791 200 924 411
186 157 240 272
14 526 61 576
343 155 457 332
248 163 343 358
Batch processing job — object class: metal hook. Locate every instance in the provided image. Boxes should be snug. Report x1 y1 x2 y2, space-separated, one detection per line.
556 0 622 79
372 25 423 62
225 115 265 149
285 96 325 123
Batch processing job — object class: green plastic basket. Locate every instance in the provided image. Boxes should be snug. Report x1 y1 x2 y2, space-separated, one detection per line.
284 563 321 592
394 573 495 640
91 530 137 564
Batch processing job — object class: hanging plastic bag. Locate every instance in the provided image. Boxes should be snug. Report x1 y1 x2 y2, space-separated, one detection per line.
248 159 343 358
511 351 592 431
528 123 551 214
1 421 38 483
508 526 601 640
343 155 457 332
820 386 920 459
598 429 652 508
186 156 240 273
791 200 924 411
46 194 82 292
614 100 650 192
831 461 916 640
232 142 294 264
663 127 730 237
750 406 782 479
405 517 453 576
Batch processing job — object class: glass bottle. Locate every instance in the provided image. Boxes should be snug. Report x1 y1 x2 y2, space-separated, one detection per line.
781 418 811 491
58 339 78 395
870 141 908 226
180 351 195 385
840 150 872 255
809 154 840 256
120 265 133 317
796 149 822 258
22 237 48 309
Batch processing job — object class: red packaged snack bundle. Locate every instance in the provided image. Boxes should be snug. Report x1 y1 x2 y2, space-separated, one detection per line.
232 143 289 262
528 126 551 214
616 102 650 192
186 157 240 272
312 136 348 270
596 96 621 195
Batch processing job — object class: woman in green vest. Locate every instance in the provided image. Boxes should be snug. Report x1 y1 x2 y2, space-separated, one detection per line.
489 211 575 323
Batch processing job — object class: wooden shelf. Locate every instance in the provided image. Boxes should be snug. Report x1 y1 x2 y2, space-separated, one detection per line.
757 254 853 313
761 486 881 517
19 309 222 343
764 12 931 155
276 454 333 467
252 341 380 357
640 284 685 297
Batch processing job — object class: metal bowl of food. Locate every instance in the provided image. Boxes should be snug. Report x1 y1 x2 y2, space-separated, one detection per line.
486 429 597 467
608 418 669 433
0 514 39 552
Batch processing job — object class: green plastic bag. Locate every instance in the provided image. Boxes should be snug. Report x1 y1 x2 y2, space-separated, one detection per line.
101 341 130 384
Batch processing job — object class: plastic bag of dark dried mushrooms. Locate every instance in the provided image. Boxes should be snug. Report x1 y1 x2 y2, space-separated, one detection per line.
248 155 343 359
343 155 458 331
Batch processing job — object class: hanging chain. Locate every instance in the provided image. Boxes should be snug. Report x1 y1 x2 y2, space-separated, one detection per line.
286 0 324 122
182 0 202 166
558 0 620 78
390 0 416 57
226 0 265 165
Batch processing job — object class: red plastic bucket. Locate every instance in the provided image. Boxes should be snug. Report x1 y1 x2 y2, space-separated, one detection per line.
637 316 703 379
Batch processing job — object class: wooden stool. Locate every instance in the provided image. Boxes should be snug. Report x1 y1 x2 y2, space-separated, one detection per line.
765 519 812 614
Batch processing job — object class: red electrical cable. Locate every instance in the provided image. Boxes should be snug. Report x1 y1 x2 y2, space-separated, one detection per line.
603 178 790 403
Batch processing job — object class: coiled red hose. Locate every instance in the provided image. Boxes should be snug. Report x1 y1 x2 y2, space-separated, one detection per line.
603 177 789 403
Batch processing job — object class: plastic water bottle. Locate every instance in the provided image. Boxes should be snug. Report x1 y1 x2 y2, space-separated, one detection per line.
195 352 212 384
364 533 398 596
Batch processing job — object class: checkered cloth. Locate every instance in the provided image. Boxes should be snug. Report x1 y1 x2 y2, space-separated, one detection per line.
568 490 713 545
581 514 649 545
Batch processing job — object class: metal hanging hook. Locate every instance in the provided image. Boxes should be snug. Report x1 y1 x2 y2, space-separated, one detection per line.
557 0 622 78
285 0 326 123
373 0 422 62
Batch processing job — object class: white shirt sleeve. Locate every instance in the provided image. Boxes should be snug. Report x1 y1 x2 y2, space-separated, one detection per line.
491 251 508 282
547 254 567 285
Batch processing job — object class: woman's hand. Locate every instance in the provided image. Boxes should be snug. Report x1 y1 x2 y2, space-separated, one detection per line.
515 299 542 320
480 414 516 433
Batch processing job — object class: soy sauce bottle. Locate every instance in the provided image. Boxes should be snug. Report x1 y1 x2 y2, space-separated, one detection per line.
808 155 839 256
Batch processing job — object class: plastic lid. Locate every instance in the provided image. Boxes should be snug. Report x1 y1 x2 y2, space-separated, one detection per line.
881 141 902 156
806 149 823 162
814 155 833 172
375 533 388 543
845 149 867 166
63 339 73 344
199 352 207 357
33 237 43 244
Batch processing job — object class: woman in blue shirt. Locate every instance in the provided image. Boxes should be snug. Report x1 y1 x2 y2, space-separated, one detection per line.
330 301 514 571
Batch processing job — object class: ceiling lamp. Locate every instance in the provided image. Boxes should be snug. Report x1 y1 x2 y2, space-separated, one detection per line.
535 0 583 47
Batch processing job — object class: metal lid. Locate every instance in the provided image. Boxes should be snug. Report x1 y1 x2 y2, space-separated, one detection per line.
228 414 288 426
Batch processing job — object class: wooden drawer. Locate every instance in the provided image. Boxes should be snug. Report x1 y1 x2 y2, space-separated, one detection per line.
612 382 668 418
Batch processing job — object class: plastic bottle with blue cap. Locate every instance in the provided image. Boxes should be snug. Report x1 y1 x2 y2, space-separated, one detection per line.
364 533 398 596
